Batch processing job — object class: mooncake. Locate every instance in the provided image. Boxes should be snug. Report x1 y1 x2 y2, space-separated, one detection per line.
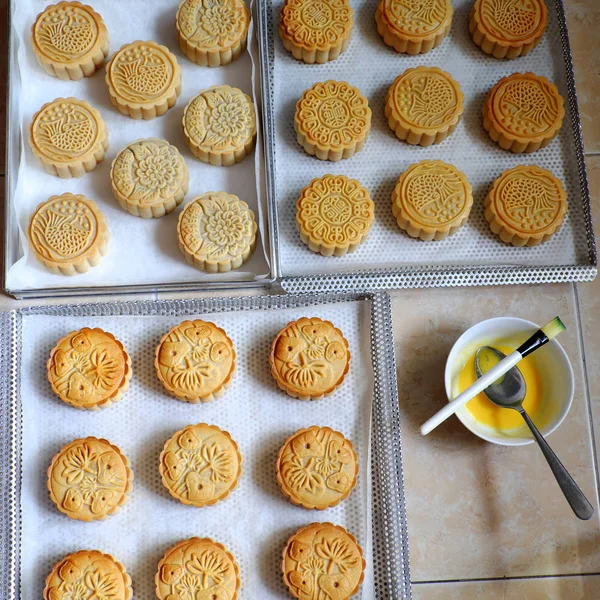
296 175 374 256
295 81 371 161
484 165 567 246
483 72 564 153
29 97 109 178
156 538 240 600
376 0 453 54
159 423 242 507
155 319 236 402
176 0 250 66
105 41 182 120
48 327 132 410
270 317 350 400
470 0 547 59
47 437 133 521
28 193 109 275
183 85 256 166
44 551 133 600
392 160 473 240
177 192 258 272
110 138 189 218
277 426 358 509
31 1 109 80
279 0 354 64
282 523 366 600
385 66 464 146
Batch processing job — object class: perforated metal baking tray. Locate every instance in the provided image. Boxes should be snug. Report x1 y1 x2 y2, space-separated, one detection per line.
0 291 411 599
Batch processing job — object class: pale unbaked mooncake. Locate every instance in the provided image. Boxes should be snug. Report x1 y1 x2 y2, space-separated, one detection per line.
386 66 464 146
31 1 110 80
484 164 567 246
470 0 547 59
176 0 250 66
183 85 256 166
392 160 473 241
105 41 182 120
483 72 564 153
177 192 258 272
270 317 350 400
48 327 132 409
29 97 109 178
28 193 109 275
155 319 236 402
47 436 133 521
156 538 240 600
279 0 354 64
296 174 374 256
111 138 189 218
376 0 453 55
159 423 242 507
44 550 133 600
295 80 371 161
282 522 366 600
277 426 358 509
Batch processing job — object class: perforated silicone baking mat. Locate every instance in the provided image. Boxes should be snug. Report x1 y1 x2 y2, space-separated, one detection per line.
5 0 271 296
260 0 596 290
0 293 411 599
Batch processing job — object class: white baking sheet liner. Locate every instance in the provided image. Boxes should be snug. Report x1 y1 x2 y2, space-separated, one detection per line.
19 301 374 598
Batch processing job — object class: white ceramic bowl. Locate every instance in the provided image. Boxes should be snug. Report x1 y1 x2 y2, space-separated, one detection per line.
444 317 574 446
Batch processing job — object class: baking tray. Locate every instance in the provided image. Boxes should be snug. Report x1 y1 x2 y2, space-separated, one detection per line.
3 0 277 299
0 291 412 599
258 0 598 293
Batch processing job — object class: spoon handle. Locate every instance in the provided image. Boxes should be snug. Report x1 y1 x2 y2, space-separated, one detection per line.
519 408 594 520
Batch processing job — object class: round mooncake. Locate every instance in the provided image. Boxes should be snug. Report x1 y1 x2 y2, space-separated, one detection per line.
282 523 365 600
277 426 358 509
270 317 350 400
47 437 133 521
484 165 567 246
159 423 242 507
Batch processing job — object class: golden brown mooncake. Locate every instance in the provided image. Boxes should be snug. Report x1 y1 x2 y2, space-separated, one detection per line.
47 327 132 410
105 41 182 120
270 317 350 400
386 66 464 146
483 72 565 153
176 0 250 66
295 80 371 161
484 164 567 246
376 0 453 55
182 85 256 166
470 0 548 59
110 138 189 218
159 423 242 507
392 160 473 241
279 0 354 64
28 193 109 276
282 522 366 600
155 538 241 600
29 97 109 178
31 1 110 80
177 192 258 272
154 319 236 402
276 426 358 509
47 436 133 521
44 550 133 600
296 174 374 256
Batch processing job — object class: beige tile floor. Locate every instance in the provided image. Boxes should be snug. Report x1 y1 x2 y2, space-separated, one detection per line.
1 0 599 598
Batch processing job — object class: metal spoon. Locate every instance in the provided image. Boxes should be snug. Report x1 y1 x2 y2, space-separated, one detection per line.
475 346 593 521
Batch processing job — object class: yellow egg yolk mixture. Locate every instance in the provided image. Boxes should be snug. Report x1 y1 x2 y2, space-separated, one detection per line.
458 344 543 431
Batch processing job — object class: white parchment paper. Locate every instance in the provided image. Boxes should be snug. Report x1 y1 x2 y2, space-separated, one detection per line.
7 0 270 292
272 0 590 277
19 301 374 598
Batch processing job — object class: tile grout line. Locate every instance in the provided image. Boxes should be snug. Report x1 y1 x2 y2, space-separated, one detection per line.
412 572 600 585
